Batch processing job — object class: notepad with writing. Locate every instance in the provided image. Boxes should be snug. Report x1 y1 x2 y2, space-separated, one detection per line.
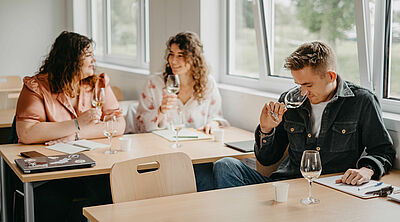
46 140 108 154
152 128 213 142
315 175 396 199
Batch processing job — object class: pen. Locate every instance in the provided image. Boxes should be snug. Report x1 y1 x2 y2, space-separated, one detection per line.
358 182 383 191
173 136 198 138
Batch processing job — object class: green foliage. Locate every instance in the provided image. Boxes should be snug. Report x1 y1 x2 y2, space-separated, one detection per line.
293 0 355 45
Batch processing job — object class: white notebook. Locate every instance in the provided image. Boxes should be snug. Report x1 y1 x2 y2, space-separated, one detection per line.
152 128 213 142
315 175 397 199
46 140 108 154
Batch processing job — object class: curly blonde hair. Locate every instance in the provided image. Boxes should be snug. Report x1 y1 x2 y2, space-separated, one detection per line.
163 32 208 101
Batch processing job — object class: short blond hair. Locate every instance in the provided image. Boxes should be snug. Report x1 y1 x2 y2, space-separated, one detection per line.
284 41 336 75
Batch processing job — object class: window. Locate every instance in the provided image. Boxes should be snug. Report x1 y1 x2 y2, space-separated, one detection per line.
273 0 360 84
386 0 400 99
227 0 260 79
90 0 148 69
224 0 369 94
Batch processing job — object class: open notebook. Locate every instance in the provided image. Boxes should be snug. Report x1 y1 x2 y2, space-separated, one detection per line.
152 128 213 142
315 175 399 199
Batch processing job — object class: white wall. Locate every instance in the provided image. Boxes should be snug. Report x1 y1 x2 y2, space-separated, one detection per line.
0 0 70 78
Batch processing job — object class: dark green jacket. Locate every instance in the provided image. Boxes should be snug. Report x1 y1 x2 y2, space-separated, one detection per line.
255 75 396 180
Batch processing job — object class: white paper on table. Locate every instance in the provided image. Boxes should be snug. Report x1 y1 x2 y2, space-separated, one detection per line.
152 128 213 142
46 143 87 154
69 140 108 149
46 140 108 154
314 175 397 199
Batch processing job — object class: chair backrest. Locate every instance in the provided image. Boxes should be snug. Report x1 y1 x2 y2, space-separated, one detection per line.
8 116 18 144
110 152 196 203
111 86 123 101
256 146 288 177
0 76 22 91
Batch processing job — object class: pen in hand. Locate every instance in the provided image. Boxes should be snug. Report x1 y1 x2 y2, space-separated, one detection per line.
357 182 383 191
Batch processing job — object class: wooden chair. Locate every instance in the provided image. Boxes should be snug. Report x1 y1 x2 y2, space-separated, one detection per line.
111 86 123 101
0 76 23 110
110 152 197 203
0 76 22 91
256 146 288 177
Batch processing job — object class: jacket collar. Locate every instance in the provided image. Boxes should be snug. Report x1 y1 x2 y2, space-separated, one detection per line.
330 74 355 102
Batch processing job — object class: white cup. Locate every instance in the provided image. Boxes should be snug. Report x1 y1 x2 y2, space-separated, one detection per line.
212 128 224 142
119 137 132 152
272 182 290 202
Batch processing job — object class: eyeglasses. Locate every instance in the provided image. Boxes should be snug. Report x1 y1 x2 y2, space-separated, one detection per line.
365 186 394 197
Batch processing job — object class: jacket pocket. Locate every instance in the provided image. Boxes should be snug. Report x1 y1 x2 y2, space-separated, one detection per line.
284 121 306 152
330 121 357 152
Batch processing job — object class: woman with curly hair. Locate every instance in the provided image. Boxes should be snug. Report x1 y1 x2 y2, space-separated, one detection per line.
16 31 125 144
14 31 124 221
135 31 228 134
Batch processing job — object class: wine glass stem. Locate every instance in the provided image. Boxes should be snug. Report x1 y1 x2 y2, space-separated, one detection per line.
108 136 112 153
175 131 179 147
308 180 313 199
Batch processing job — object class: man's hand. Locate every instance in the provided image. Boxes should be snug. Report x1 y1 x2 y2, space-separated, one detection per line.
260 101 286 134
335 167 374 185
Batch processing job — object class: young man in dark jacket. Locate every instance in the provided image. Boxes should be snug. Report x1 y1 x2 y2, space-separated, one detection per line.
214 41 396 188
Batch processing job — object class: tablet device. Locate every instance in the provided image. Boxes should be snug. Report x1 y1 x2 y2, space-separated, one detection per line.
15 153 96 174
224 140 255 153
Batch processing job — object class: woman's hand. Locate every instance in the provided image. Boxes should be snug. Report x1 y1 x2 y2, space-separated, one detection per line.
202 121 219 134
45 134 76 146
260 101 287 134
77 108 102 127
159 94 178 114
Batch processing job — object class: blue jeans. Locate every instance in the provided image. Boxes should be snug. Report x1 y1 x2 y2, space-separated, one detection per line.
213 157 271 189
193 163 215 191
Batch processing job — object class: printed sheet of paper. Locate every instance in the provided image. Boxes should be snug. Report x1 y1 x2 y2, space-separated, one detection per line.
152 128 213 142
315 175 395 199
46 140 108 154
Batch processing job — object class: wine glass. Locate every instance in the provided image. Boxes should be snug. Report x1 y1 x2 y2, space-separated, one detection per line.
170 112 184 148
269 85 308 122
92 87 105 110
104 115 117 154
300 150 322 205
166 74 180 94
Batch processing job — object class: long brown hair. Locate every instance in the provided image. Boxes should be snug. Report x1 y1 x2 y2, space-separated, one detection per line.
163 32 208 101
38 31 95 97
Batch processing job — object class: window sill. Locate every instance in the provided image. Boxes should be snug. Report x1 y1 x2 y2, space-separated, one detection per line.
95 62 150 75
218 83 400 132
218 83 281 100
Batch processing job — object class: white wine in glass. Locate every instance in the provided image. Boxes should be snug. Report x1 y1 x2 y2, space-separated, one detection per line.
92 87 105 110
166 74 180 94
300 150 322 205
170 112 184 149
104 115 117 154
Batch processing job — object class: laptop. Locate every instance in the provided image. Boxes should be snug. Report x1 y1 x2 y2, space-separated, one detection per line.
224 140 255 153
15 153 96 174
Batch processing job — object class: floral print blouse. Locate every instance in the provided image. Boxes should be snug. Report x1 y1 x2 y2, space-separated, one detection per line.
135 74 229 133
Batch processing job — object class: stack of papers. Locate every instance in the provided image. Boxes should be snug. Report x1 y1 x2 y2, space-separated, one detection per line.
152 128 213 142
46 140 108 154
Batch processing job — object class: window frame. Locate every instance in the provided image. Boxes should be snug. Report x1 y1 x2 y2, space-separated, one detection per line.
89 0 149 70
222 0 372 96
372 0 400 114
